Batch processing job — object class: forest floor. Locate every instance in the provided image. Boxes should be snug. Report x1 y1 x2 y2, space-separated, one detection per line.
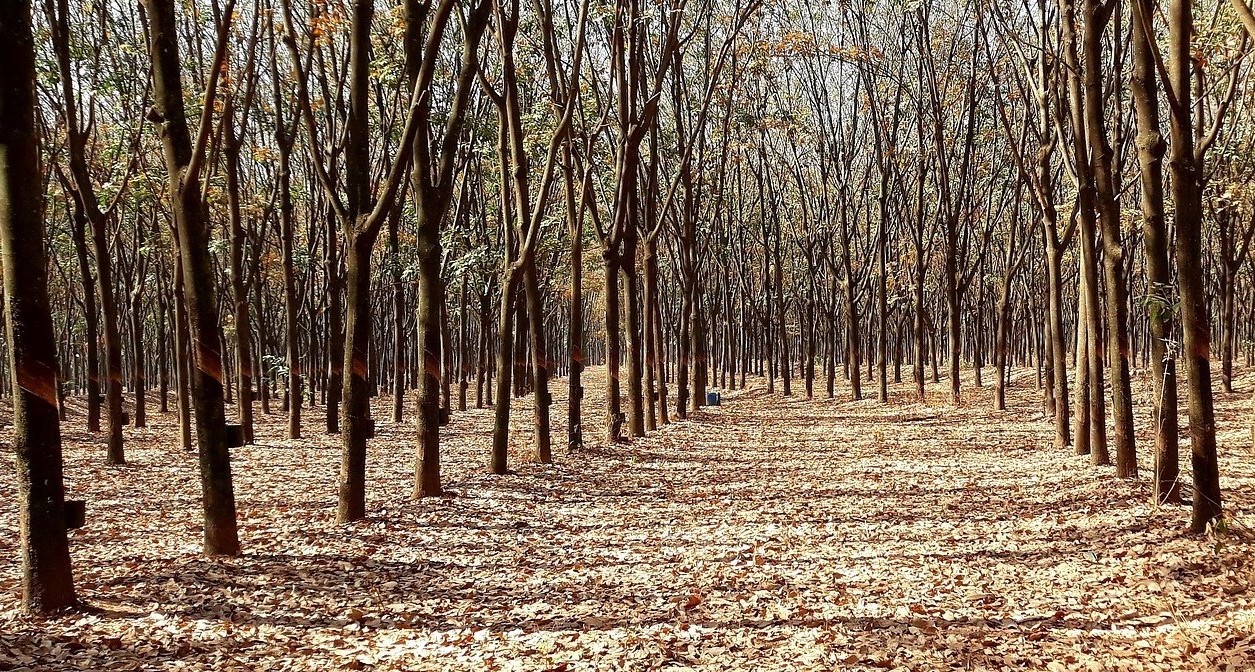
2 366 1255 671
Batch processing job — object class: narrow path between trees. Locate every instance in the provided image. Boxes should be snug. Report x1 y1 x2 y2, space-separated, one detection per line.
2 368 1254 670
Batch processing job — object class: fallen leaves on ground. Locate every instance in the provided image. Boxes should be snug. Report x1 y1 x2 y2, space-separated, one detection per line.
1 366 1254 671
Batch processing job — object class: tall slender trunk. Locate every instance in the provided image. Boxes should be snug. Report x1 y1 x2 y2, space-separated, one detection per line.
441 292 453 413
1 0 79 610
173 257 193 451
844 276 862 401
145 0 240 555
414 214 443 495
1044 238 1071 448
876 214 888 403
338 236 377 522
225 139 254 444
325 206 345 434
279 130 301 440
157 281 169 414
391 207 406 423
649 247 670 424
913 226 926 402
48 0 122 459
994 276 1014 411
89 199 124 463
1084 0 1135 476
605 253 623 442
1220 265 1234 393
524 259 553 459
676 273 692 417
623 237 645 436
513 285 528 397
129 287 147 427
775 242 790 397
1130 0 1178 502
491 271 519 473
566 168 584 449
478 289 490 409
1062 0 1110 464
643 241 658 431
1074 270 1092 457
692 282 709 411
459 277 469 412
945 224 960 405
1165 0 1221 531
70 204 102 433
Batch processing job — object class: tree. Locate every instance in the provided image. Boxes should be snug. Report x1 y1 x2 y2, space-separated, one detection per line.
1129 0 1178 503
142 0 241 555
2 0 78 612
485 0 587 472
222 11 262 445
407 0 492 497
1161 0 1222 532
1058 0 1110 464
46 0 134 464
280 0 429 522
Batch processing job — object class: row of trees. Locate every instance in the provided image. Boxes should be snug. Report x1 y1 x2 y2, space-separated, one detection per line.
6 0 1255 613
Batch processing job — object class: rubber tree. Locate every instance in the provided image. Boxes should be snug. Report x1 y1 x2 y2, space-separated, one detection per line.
47 0 131 464
280 0 431 522
1 0 79 612
142 0 241 555
485 0 587 473
408 0 492 497
223 13 262 444
1161 0 1222 532
1129 0 1179 503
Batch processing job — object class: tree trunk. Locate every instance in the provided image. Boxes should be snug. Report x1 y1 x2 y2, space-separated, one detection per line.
676 272 693 417
1044 239 1071 449
1165 0 1221 531
338 236 376 522
491 271 519 474
523 258 553 459
89 190 125 463
1083 0 1136 476
643 242 659 431
129 287 147 427
224 137 254 444
70 204 102 433
691 283 709 412
391 206 407 423
145 0 240 555
173 258 193 451
775 242 791 397
566 168 584 448
1 0 79 610
1061 0 1109 465
278 133 301 440
325 206 345 434
414 214 443 496
598 251 623 441
844 277 862 401
622 235 645 436
1074 271 1092 457
1130 0 1179 502
458 277 469 412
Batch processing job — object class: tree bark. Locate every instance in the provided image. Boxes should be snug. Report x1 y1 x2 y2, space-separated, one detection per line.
1165 0 1222 531
1130 0 1179 502
144 0 241 555
1 0 79 611
1083 0 1136 476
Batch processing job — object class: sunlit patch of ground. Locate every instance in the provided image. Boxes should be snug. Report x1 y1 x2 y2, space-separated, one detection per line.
2 366 1253 670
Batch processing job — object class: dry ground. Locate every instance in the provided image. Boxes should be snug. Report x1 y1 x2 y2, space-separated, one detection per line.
1 366 1254 671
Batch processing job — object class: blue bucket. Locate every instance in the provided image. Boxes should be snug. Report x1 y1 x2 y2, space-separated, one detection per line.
705 391 721 407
